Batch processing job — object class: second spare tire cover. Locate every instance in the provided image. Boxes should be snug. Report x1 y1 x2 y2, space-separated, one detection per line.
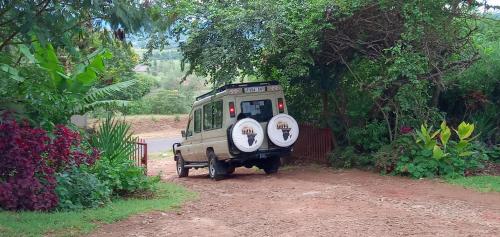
267 114 299 147
231 118 264 152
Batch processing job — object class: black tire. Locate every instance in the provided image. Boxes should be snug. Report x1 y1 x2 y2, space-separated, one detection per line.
176 155 189 178
208 151 225 181
263 156 280 175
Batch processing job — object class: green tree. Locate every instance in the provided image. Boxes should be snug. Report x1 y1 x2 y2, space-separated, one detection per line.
172 0 486 147
0 0 149 53
0 41 136 128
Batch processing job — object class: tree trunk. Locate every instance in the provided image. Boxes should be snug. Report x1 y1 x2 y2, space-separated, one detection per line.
321 90 338 148
321 91 329 119
432 84 442 107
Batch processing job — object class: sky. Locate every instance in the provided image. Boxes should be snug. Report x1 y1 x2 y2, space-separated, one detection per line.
485 0 500 10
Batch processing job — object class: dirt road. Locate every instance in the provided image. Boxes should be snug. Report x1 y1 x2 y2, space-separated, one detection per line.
92 158 500 237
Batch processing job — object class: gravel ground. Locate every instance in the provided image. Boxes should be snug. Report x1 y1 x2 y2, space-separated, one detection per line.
90 158 500 237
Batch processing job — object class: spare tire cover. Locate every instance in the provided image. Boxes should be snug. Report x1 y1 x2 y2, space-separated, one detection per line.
267 114 299 147
231 118 264 152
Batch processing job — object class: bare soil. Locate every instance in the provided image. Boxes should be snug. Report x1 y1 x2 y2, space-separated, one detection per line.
90 158 500 237
89 115 188 139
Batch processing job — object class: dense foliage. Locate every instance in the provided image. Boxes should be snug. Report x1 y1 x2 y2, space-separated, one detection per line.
125 88 193 115
0 0 166 213
381 121 488 178
0 115 98 211
56 166 111 211
0 113 158 211
0 0 149 53
0 1 159 127
166 0 499 177
90 116 158 196
0 40 141 129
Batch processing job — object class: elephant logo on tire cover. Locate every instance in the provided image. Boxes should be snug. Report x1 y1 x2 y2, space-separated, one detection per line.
277 121 292 141
242 126 257 146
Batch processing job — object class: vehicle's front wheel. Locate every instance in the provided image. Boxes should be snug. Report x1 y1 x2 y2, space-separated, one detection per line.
263 156 280 175
176 155 189 178
208 151 225 181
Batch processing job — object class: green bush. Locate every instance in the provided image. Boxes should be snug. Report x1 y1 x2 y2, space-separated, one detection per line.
347 121 389 152
328 146 373 169
90 116 159 195
92 158 159 196
394 121 489 178
56 166 111 211
374 135 415 174
487 145 500 163
109 73 159 101
124 89 192 115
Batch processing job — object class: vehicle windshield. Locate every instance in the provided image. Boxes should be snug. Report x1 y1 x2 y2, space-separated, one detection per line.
240 99 273 122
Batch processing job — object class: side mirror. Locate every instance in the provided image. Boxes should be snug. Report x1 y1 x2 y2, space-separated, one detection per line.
181 130 186 138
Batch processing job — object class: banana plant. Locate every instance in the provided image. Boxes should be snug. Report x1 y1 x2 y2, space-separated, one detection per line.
31 42 137 114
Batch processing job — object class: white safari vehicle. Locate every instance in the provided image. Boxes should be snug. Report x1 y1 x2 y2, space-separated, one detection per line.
172 81 299 180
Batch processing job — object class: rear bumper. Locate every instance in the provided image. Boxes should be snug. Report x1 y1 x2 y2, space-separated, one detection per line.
227 147 291 162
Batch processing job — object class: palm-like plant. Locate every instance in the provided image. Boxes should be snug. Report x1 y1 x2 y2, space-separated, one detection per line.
90 115 137 161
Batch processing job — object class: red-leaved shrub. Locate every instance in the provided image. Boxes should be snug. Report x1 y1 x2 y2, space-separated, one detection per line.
47 125 99 171
0 115 99 211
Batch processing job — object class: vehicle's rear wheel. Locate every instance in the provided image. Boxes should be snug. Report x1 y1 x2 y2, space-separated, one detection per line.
176 155 189 178
208 151 225 181
263 156 280 175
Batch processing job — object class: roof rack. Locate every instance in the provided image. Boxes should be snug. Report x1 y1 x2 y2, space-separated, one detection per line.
195 81 279 101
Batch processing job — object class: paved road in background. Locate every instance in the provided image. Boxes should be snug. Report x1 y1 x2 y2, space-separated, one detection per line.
144 137 182 153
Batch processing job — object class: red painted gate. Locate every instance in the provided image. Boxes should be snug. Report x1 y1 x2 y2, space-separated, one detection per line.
292 124 334 163
131 138 148 174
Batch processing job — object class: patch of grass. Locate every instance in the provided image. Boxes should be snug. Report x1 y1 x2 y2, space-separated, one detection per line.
0 182 195 237
447 176 500 193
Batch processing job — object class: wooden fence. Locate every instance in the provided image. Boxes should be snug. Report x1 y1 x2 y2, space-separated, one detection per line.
292 124 334 163
131 138 148 174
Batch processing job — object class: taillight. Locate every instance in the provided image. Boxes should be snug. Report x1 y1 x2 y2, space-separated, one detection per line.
277 98 284 113
229 102 235 117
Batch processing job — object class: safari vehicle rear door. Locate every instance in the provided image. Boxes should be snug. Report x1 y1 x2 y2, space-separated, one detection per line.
235 95 276 150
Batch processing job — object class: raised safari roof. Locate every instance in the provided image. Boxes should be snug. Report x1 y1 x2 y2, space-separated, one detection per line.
195 81 280 101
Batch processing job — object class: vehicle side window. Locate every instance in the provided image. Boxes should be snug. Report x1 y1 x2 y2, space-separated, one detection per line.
203 103 213 130
203 100 223 130
186 116 194 137
213 101 223 129
194 109 201 133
